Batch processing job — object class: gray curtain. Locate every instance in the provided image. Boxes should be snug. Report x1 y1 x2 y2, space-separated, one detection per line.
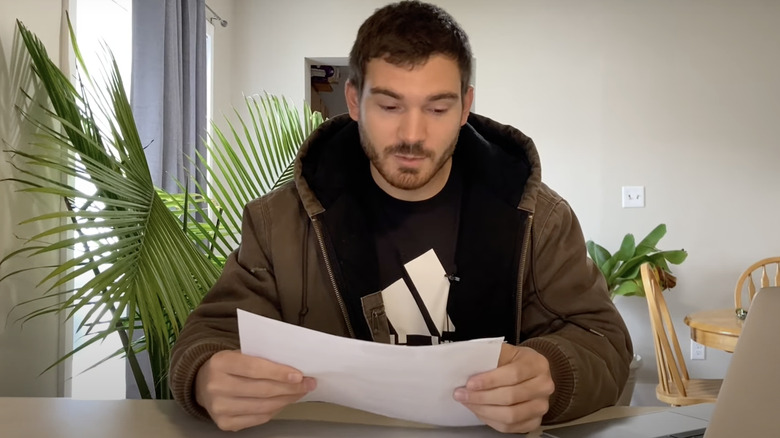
128 0 207 399
131 0 207 194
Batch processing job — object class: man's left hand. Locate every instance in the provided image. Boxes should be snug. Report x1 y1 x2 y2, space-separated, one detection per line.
454 344 555 433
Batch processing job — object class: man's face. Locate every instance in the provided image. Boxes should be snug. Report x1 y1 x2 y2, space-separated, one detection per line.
345 54 474 200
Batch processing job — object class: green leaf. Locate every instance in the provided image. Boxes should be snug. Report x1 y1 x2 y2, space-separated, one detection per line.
611 279 644 299
613 233 636 262
586 240 611 274
660 249 688 265
615 258 646 281
648 253 671 272
601 233 635 279
635 223 667 256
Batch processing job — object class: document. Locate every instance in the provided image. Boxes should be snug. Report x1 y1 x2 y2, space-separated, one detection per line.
237 309 503 426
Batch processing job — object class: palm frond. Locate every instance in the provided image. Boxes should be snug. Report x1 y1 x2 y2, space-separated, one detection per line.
2 19 220 399
3 18 325 400
173 93 324 267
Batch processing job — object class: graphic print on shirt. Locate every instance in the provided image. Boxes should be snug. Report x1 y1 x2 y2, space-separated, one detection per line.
381 249 455 345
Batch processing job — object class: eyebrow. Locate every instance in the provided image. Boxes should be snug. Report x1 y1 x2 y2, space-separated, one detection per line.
369 87 459 103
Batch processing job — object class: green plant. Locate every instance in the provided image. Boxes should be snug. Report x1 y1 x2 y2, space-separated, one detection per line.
1 20 322 399
586 224 688 300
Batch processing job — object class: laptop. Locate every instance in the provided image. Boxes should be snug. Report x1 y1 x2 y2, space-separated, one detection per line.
543 286 780 438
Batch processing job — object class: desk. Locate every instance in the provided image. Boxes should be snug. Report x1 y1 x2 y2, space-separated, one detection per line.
0 397 663 438
684 308 743 352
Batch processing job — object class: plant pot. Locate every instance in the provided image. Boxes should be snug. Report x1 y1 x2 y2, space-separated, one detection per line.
616 353 642 406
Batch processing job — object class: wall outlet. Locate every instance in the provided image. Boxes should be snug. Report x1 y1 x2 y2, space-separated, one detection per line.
690 340 706 360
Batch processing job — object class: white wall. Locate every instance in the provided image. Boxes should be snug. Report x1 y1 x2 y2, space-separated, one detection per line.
207 0 235 127
215 0 780 406
0 0 66 397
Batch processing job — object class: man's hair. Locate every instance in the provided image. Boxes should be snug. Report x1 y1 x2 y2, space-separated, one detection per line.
348 1 473 97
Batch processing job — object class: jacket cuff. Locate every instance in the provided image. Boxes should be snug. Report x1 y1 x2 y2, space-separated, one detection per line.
169 340 237 421
520 336 574 423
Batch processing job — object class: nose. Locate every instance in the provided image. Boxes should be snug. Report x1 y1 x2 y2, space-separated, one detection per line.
398 109 426 146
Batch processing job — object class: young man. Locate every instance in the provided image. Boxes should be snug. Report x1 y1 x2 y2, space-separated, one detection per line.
169 1 632 434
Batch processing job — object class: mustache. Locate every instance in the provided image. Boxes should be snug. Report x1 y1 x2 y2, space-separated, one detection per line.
384 142 433 158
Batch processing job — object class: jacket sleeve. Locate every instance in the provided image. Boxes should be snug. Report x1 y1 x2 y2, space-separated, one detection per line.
169 200 281 420
519 192 633 424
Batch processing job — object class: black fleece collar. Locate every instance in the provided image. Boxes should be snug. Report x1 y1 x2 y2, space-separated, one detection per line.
300 113 534 211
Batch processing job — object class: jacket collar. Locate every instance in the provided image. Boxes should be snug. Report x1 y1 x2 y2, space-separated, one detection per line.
293 112 543 217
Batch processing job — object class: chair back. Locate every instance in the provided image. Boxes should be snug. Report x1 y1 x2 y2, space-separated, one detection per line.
641 263 690 398
734 257 780 315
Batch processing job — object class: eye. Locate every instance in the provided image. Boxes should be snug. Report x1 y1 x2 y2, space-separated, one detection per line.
380 105 398 112
429 107 449 115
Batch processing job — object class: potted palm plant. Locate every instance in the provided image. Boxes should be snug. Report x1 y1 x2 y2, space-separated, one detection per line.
586 223 688 405
1 20 322 399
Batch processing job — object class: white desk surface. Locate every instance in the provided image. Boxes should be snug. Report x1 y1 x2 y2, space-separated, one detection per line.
0 397 665 438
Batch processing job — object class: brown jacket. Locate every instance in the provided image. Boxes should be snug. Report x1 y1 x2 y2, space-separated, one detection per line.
169 113 632 424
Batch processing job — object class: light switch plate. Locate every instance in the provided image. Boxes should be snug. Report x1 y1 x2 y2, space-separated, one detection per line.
622 186 645 208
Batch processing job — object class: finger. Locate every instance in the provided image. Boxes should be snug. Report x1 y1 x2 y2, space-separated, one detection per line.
455 375 553 406
209 392 310 417
467 347 549 391
478 413 543 434
213 413 272 432
212 350 306 383
210 374 317 399
214 392 306 434
464 399 548 432
497 342 523 366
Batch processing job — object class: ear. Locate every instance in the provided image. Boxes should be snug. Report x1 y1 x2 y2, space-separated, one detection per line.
345 80 361 121
460 86 474 126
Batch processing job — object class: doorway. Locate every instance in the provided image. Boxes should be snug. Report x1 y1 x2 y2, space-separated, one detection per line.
305 57 350 118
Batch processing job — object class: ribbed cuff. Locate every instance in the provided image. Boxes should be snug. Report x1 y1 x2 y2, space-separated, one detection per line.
520 336 575 424
169 340 237 421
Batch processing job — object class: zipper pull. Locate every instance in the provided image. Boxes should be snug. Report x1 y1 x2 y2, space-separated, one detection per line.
589 328 605 337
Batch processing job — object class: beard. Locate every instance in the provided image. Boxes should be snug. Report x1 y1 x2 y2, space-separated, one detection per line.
358 123 458 191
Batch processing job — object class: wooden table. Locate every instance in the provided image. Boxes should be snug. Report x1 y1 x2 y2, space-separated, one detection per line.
684 308 743 353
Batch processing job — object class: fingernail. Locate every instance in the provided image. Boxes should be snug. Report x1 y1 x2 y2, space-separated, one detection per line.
466 380 481 391
453 388 468 402
288 373 303 383
304 378 317 392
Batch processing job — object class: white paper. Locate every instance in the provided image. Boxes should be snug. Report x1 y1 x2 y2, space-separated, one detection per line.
237 309 503 426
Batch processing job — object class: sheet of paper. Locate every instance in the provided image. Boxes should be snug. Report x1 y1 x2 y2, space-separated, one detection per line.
237 309 503 426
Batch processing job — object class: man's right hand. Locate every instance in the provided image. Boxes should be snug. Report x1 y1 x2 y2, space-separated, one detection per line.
195 349 317 431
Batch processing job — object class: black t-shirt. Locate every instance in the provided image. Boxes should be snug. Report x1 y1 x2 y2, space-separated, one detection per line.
366 160 463 344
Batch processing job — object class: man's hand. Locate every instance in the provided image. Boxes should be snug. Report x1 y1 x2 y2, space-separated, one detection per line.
195 350 317 431
454 344 554 433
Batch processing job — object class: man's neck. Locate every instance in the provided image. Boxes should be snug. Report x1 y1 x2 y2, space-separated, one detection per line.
370 159 453 202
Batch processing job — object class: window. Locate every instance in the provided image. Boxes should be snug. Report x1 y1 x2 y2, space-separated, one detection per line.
70 0 132 400
68 0 216 399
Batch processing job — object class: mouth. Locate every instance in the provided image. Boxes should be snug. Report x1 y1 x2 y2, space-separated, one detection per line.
393 154 427 166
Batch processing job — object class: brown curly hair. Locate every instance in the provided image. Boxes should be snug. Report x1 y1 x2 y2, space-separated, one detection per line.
348 1 473 97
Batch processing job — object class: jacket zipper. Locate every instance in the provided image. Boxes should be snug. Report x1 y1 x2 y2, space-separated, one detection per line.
512 211 606 341
515 212 534 344
312 216 355 338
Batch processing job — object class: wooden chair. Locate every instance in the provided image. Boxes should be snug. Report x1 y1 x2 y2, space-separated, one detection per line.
734 257 780 318
640 263 721 406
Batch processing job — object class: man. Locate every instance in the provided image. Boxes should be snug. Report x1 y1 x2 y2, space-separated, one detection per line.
169 1 632 434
